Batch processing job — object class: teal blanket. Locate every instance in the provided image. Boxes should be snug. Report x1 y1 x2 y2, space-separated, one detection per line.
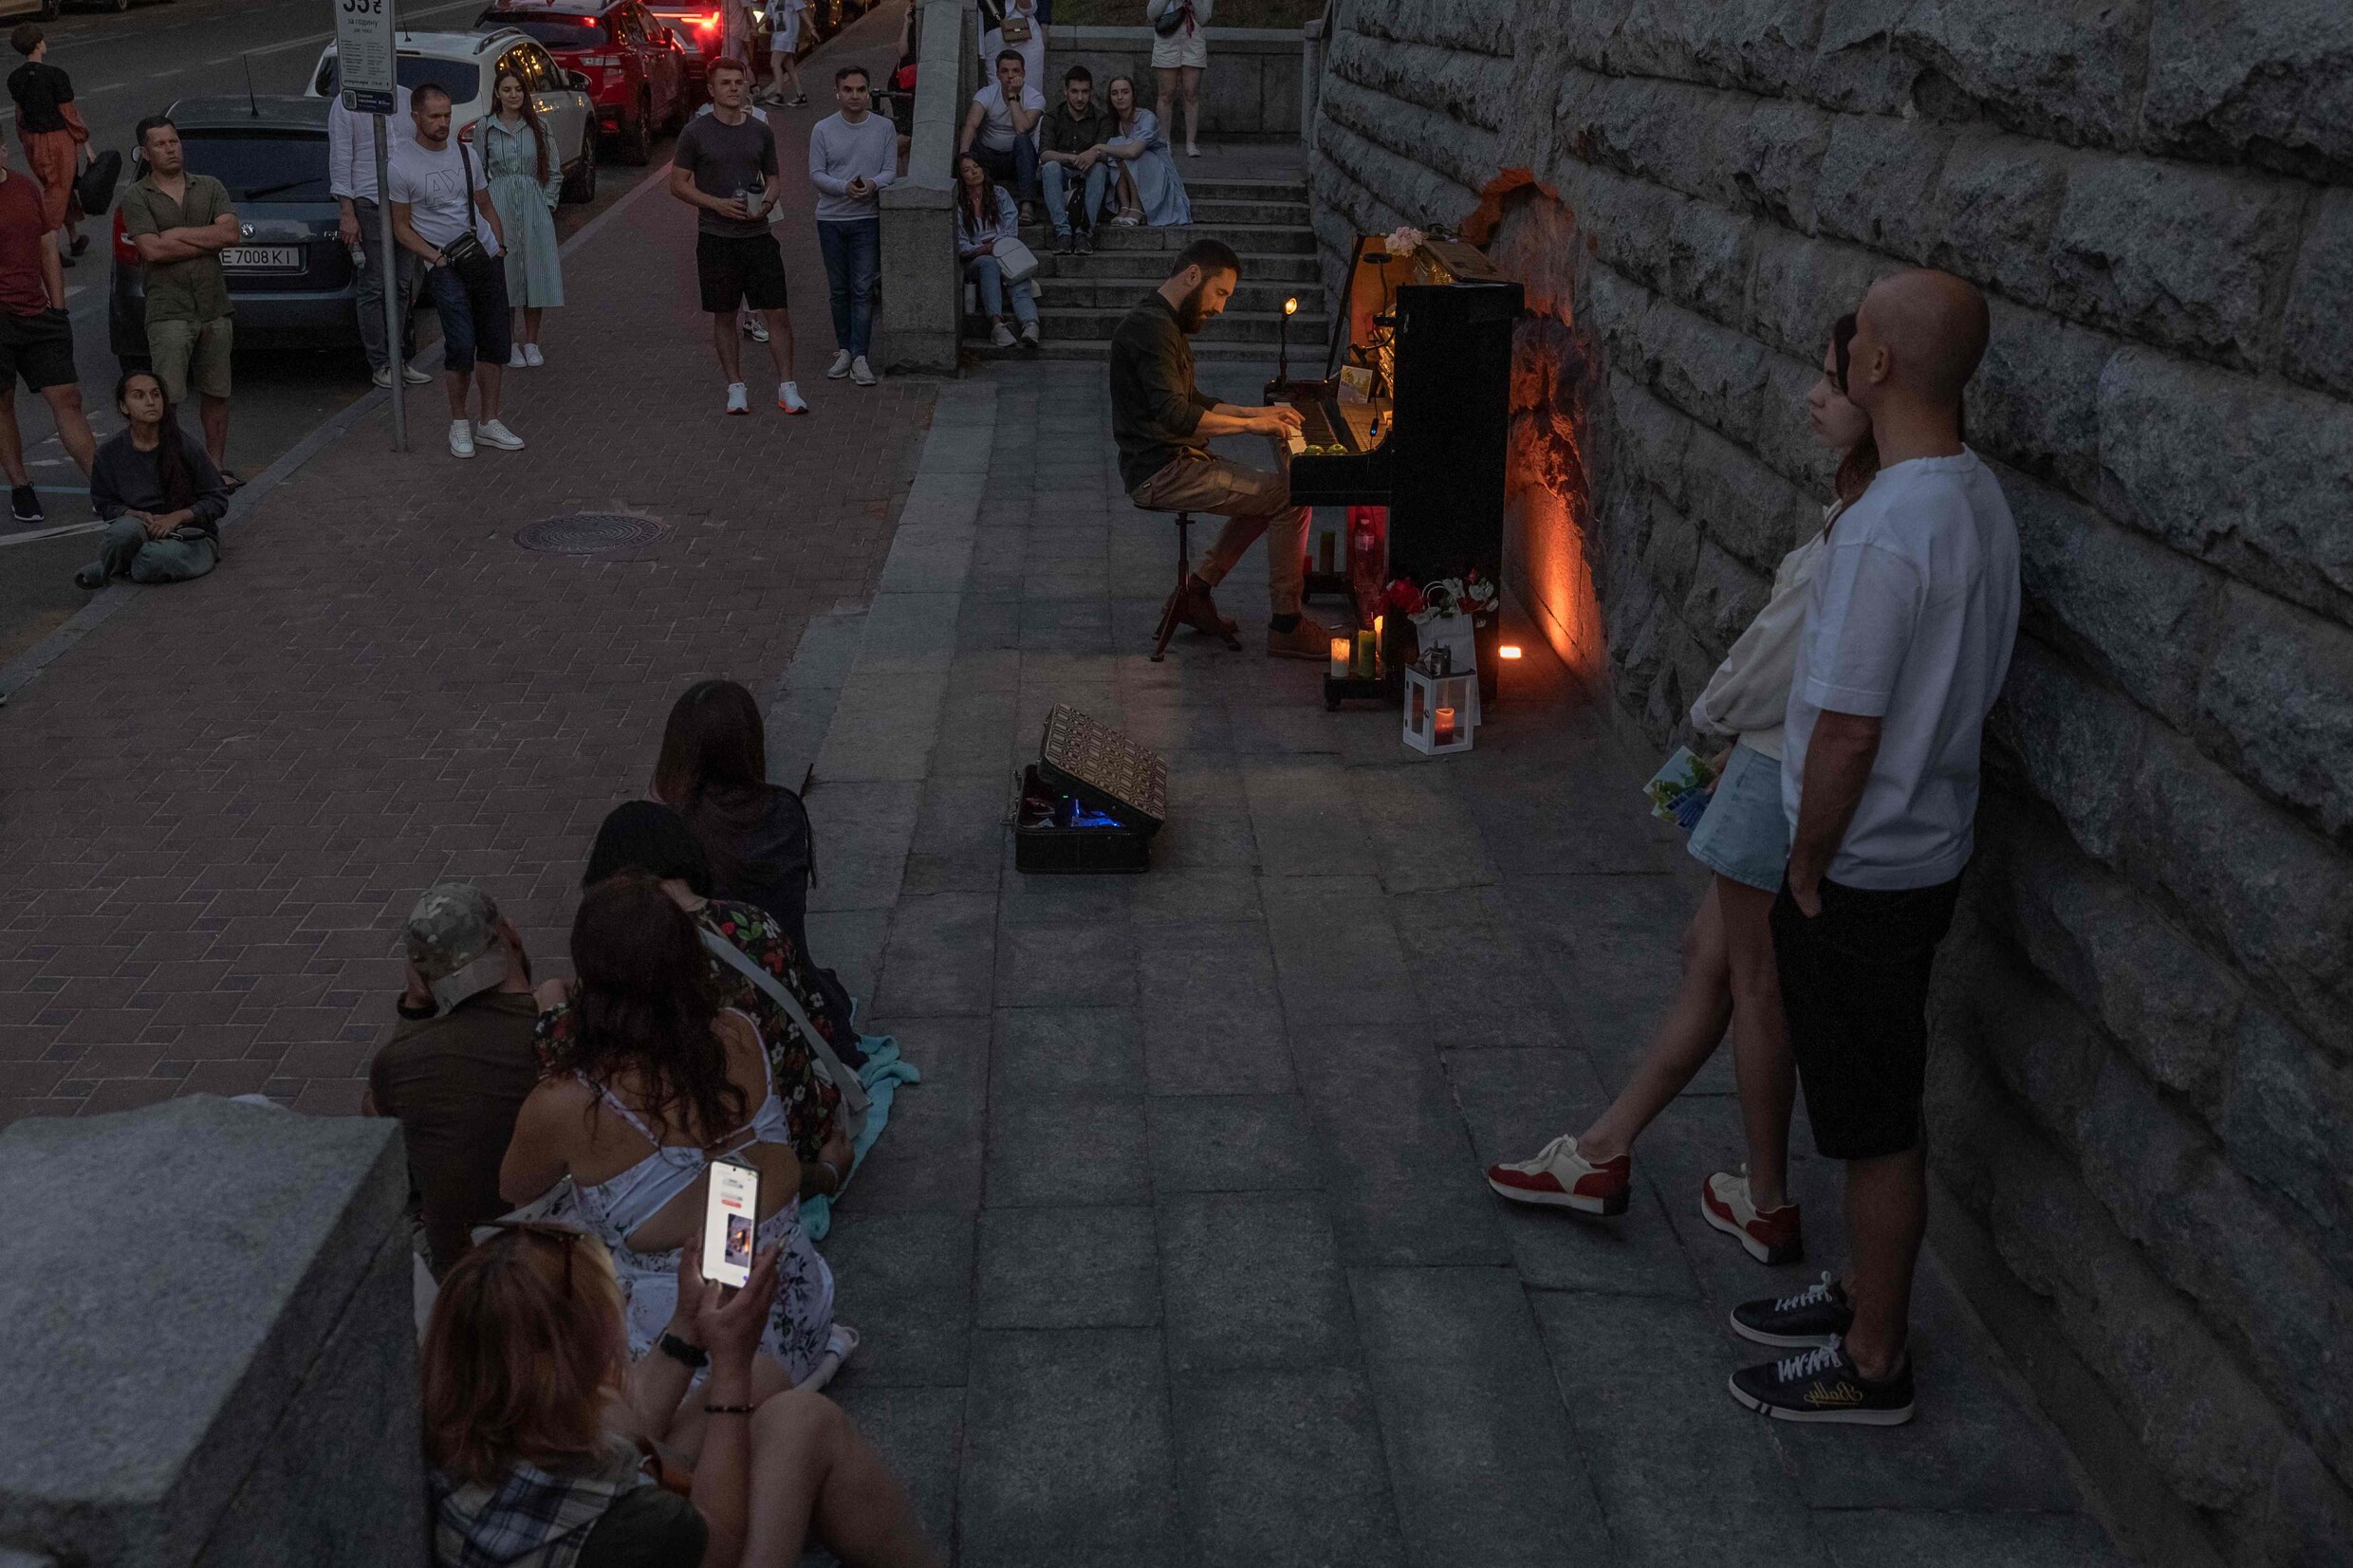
802 1034 918 1242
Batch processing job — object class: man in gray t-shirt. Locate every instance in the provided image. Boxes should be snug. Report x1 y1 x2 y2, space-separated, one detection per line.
667 58 803 415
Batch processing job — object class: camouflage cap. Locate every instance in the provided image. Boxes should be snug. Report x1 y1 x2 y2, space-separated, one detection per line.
402 882 501 983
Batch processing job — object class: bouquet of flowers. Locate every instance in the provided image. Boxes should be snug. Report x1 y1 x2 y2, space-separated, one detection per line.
1383 578 1425 618
1408 572 1495 625
1385 225 1425 257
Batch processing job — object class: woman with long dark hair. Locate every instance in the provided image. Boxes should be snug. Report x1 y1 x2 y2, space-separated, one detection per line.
500 874 852 1390
423 1227 936 1566
1486 318 1882 1270
75 369 230 588
954 152 1038 348
480 67 564 366
1102 75 1188 227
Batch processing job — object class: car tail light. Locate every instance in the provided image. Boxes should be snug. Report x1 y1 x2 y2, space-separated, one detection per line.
580 52 622 67
693 11 719 31
457 120 475 142
112 210 138 267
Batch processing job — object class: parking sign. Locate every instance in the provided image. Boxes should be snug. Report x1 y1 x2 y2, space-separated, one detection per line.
335 0 398 115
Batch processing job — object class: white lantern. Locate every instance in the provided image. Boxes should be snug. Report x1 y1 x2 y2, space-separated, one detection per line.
1402 665 1476 755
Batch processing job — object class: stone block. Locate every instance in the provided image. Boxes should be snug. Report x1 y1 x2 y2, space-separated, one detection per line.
2283 190 2353 400
1973 308 2112 500
2140 0 2353 181
2095 347 2353 625
1985 642 2143 863
1746 227 1888 363
1928 130 2072 309
874 891 997 1018
1662 196 1755 328
1385 885 1573 1050
1170 1369 1404 1567
1721 95 1833 231
823 1208 976 1386
845 1014 987 1215
1808 0 1923 116
1146 1093 1325 1193
1608 372 1694 511
977 1206 1158 1330
1679 419 1812 574
1138 919 1293 1096
1680 538 1773 653
993 919 1139 1010
1811 112 1954 264
1817 1509 2124 1568
0 1098 417 1568
985 1089 1148 1208
2196 581 2353 840
1242 758 1378 877
1890 0 2154 148
2217 1006 2353 1279
2047 153 2306 373
991 1005 1143 1098
957 1329 1177 1568
1158 1191 1354 1375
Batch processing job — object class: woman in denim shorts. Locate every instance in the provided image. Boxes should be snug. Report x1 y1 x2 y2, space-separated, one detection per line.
1487 317 1882 1267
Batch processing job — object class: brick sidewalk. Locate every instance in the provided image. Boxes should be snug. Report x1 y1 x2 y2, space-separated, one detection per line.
0 12 935 1123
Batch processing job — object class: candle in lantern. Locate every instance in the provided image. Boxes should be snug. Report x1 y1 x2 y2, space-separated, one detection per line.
1435 706 1457 746
1328 637 1350 680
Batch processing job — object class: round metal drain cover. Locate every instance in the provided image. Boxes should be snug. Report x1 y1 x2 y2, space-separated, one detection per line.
514 512 668 555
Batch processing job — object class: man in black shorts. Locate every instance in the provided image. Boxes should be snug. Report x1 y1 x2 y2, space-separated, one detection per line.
0 129 93 525
670 57 805 416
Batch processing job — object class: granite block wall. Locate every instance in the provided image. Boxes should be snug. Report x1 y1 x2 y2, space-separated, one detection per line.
1306 3 2353 1561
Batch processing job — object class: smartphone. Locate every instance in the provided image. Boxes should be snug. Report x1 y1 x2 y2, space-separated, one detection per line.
701 1156 762 1291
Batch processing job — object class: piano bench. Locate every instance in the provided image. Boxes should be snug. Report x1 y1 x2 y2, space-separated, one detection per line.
1141 507 1241 661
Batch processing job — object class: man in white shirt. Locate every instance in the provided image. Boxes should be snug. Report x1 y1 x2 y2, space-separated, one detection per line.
808 65 896 387
1727 269 2018 1429
326 81 430 389
388 83 522 459
958 50 1041 221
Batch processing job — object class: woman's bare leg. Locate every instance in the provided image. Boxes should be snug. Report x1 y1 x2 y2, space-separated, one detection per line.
1179 65 1202 151
1575 882 1733 1162
1716 877 1794 1209
1154 66 1179 144
741 1392 937 1567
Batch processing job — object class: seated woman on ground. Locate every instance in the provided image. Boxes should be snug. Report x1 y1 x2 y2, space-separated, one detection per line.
424 1226 936 1567
75 370 230 589
1102 75 1189 228
537 800 854 1200
954 153 1040 350
501 873 853 1392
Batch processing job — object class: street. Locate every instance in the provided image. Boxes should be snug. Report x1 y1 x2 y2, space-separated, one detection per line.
0 0 684 666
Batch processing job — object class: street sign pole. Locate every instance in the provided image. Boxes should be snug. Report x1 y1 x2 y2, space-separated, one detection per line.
335 0 404 450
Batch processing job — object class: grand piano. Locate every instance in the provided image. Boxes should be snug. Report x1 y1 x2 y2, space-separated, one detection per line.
1269 233 1524 698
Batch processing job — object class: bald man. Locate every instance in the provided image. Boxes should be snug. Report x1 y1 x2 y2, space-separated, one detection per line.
1725 269 2018 1427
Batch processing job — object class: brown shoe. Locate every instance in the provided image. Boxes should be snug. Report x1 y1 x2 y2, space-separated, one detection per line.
1267 615 1336 660
1179 580 1237 636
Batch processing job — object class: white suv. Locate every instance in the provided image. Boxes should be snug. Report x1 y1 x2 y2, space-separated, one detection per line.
306 28 601 205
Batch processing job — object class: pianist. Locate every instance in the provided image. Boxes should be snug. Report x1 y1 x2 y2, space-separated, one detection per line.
1109 237 1334 659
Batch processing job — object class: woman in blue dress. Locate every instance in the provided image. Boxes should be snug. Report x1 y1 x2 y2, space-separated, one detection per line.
1102 75 1190 227
480 68 565 367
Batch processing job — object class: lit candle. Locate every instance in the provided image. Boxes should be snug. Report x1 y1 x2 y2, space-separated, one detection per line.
1329 637 1350 679
1499 644 1523 660
1436 706 1456 746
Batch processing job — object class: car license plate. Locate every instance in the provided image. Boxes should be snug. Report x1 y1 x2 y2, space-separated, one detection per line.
220 246 301 270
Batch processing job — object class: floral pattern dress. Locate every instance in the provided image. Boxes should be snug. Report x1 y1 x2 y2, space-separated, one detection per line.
534 898 842 1159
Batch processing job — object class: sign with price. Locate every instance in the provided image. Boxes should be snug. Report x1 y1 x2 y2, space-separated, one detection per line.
334 0 398 115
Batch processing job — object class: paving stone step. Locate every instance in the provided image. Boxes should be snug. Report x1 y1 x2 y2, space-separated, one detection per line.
996 304 1326 344
1182 177 1308 202
958 335 1276 361
1057 221 1317 254
1182 199 1311 227
986 276 1323 314
1062 249 1322 282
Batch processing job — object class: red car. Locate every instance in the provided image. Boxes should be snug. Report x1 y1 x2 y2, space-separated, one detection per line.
477 1 689 164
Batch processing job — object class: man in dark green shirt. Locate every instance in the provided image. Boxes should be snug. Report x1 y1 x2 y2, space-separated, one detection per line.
1109 237 1331 659
120 115 239 479
1038 65 1115 253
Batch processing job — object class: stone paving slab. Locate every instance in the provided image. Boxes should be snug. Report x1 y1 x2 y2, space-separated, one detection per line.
797 358 2129 1564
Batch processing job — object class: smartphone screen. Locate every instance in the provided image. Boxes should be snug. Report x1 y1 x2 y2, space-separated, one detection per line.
701 1157 761 1291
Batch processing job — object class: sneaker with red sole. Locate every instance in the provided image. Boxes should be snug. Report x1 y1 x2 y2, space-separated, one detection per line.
1701 1168 1804 1264
1486 1134 1631 1215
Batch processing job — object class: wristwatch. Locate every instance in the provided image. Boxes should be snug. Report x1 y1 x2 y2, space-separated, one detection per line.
658 1332 709 1370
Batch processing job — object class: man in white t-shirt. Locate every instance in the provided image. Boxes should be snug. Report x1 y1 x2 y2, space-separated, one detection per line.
388 83 521 459
958 49 1042 221
1726 269 2018 1430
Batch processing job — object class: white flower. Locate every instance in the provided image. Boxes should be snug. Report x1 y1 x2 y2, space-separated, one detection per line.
1386 225 1424 257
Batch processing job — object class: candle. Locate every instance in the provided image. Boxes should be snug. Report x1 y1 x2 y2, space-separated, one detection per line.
1499 644 1523 660
1436 706 1456 746
1329 637 1350 680
1317 531 1335 574
1353 630 1376 677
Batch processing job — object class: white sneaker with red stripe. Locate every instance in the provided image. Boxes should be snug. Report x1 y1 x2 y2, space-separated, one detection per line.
1486 1134 1631 1215
1701 1168 1804 1264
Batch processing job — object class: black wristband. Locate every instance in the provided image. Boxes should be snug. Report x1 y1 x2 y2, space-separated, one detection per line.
703 1403 756 1416
658 1332 709 1370
396 996 436 1021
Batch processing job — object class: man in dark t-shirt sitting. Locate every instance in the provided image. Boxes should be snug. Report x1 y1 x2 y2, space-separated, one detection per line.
364 881 543 1278
1108 236 1330 659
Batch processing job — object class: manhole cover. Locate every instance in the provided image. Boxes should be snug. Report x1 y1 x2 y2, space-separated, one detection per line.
514 512 668 554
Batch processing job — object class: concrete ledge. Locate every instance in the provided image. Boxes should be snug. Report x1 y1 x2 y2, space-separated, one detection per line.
1047 27 1306 138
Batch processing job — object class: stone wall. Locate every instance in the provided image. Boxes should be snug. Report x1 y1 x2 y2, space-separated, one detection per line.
1306 2 2353 1562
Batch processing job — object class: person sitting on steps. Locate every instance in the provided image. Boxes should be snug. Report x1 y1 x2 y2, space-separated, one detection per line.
75 369 228 589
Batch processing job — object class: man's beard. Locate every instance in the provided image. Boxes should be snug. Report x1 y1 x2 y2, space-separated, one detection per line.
1174 281 1211 335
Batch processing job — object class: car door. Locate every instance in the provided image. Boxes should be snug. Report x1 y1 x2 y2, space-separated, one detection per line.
521 42 586 162
628 5 682 120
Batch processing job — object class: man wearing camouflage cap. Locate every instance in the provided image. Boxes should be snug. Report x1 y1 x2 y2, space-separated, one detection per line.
362 881 544 1277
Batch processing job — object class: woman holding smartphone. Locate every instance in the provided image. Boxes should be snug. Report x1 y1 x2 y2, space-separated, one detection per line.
423 1227 936 1566
501 873 853 1391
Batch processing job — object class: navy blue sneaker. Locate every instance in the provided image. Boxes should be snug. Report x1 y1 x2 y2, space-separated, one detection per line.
1729 1272 1853 1348
1730 1337 1914 1426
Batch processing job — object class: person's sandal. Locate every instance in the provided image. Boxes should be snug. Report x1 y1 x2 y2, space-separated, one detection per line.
1115 206 1141 227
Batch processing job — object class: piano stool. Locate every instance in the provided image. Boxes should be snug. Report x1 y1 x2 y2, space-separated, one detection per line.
1144 507 1243 661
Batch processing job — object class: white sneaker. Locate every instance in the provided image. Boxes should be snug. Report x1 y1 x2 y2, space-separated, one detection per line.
778 380 807 415
1018 320 1041 348
507 345 528 368
474 418 525 451
1484 1133 1631 1215
404 363 433 385
725 381 750 415
448 420 474 458
523 342 545 367
825 348 852 378
850 355 876 387
990 322 1015 348
372 364 393 388
744 315 769 343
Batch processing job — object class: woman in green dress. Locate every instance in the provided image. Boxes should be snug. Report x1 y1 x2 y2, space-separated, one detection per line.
481 68 564 367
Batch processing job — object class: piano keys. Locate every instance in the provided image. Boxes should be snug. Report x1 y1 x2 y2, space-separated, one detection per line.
1269 234 1524 700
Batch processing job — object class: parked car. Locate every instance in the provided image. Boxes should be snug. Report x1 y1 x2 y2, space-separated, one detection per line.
642 2 733 101
0 1 60 21
109 96 354 371
475 1 688 165
306 28 599 205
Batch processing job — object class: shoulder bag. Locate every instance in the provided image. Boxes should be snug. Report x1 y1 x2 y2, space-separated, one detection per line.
994 233 1041 284
1152 1 1190 37
699 927 872 1139
436 141 497 289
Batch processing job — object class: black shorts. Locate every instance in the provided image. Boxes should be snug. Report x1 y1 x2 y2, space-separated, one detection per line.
1770 874 1962 1161
696 231 788 314
0 306 77 392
